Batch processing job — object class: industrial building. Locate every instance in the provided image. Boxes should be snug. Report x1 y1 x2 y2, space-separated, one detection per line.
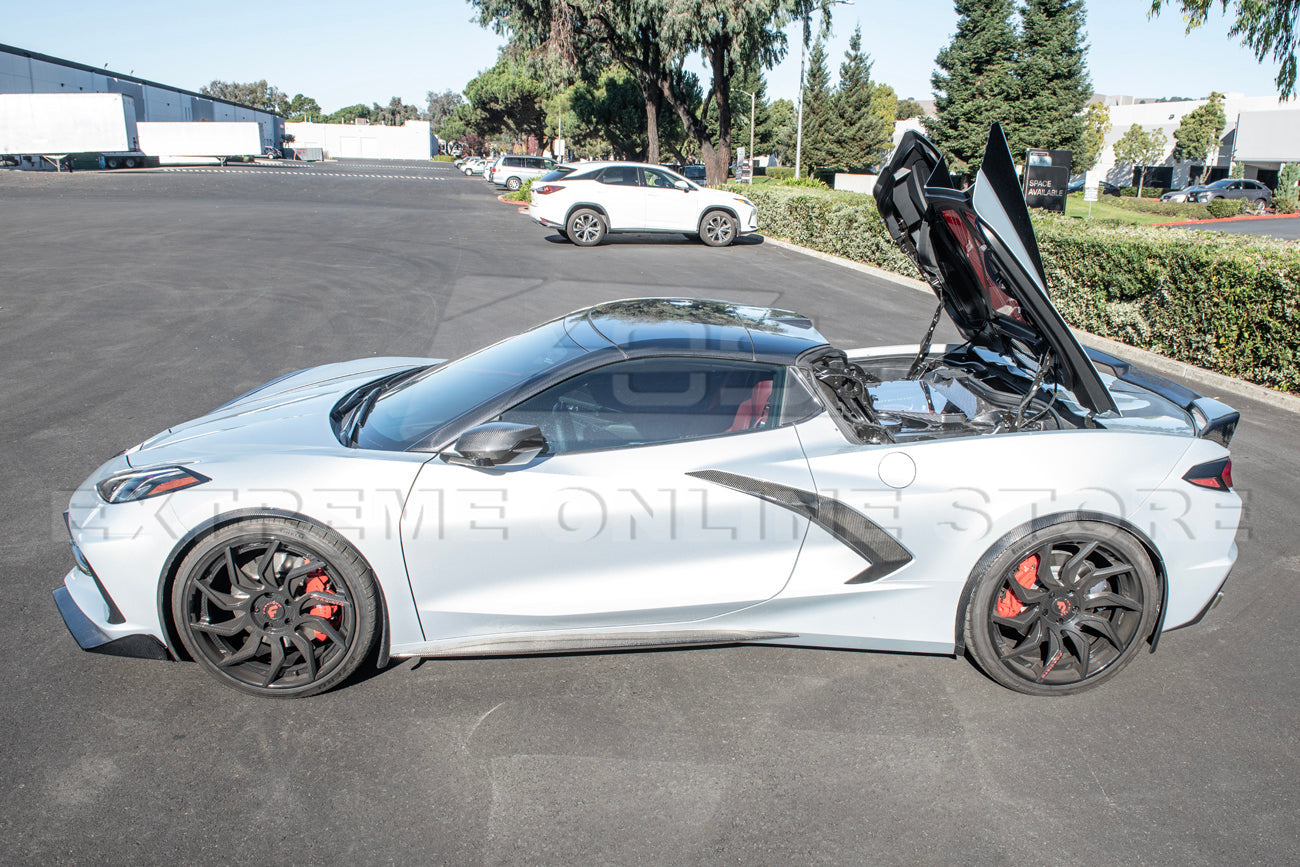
1092 92 1300 189
285 119 436 161
0 42 283 153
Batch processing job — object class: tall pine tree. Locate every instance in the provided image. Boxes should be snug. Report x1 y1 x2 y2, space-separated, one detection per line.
927 0 1019 174
799 37 841 175
831 26 893 170
1012 0 1092 171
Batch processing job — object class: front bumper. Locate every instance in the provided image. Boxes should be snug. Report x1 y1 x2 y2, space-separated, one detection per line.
53 572 169 660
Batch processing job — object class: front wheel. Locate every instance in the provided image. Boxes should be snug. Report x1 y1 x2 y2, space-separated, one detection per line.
964 521 1159 695
567 208 607 246
171 517 379 698
699 210 738 247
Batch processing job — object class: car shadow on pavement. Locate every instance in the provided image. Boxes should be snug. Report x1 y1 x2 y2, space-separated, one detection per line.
542 232 766 247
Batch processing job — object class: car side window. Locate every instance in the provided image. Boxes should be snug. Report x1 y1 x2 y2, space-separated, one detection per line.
598 167 641 186
498 358 798 454
643 168 679 189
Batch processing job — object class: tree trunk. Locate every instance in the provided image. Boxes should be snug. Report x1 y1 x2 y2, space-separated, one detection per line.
643 85 660 165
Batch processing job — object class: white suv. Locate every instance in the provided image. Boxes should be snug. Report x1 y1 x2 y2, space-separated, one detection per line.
492 155 560 191
528 162 758 247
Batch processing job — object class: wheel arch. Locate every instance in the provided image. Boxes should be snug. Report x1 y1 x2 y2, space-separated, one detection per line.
155 507 392 668
565 202 609 223
698 204 741 226
952 510 1169 657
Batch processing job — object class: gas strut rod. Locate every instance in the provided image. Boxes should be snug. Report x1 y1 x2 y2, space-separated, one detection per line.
906 301 946 380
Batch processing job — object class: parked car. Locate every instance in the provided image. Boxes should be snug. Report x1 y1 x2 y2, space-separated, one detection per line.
54 124 1240 698
1066 179 1120 196
491 155 560 191
1186 178 1273 210
483 156 504 184
529 161 758 247
1161 185 1211 203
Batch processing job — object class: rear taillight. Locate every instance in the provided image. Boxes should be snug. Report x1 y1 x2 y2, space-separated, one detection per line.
1183 457 1233 491
535 184 565 195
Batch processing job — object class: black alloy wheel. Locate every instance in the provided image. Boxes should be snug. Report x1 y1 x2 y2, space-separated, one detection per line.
172 518 378 697
965 521 1159 695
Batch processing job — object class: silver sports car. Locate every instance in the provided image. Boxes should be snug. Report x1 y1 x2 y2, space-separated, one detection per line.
55 126 1241 697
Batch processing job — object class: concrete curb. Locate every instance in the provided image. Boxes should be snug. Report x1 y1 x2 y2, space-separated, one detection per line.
763 235 1300 415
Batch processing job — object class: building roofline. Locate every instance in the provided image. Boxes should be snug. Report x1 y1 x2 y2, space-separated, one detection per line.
0 42 282 117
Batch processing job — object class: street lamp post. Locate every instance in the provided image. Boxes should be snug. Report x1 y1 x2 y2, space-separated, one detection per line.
794 1 852 180
734 87 756 182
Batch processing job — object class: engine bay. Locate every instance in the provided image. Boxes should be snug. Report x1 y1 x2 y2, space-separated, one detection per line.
804 345 1091 444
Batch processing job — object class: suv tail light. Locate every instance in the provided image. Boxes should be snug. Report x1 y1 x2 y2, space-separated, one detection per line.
535 184 565 195
1183 457 1233 491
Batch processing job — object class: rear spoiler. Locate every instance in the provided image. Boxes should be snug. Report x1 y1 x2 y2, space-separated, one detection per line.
1085 347 1240 447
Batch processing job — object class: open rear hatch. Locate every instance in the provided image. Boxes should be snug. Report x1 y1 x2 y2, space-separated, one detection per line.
873 124 1117 416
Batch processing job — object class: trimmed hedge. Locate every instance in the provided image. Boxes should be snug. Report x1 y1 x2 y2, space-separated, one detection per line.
1120 186 1167 198
1206 198 1247 218
1104 196 1212 220
727 184 1300 391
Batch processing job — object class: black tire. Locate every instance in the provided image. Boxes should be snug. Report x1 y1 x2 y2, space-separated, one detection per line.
699 210 738 247
124 157 138 168
567 208 607 246
106 157 120 169
964 520 1159 696
505 175 522 191
171 517 380 698
1251 197 1268 214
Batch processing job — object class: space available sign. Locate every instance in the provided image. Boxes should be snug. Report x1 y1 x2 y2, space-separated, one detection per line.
1023 148 1071 212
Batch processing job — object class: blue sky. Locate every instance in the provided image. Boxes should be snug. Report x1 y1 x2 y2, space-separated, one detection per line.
4 0 1286 112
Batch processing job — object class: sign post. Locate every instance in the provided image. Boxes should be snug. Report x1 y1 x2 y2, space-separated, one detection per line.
1023 148 1072 213
1082 169 1100 218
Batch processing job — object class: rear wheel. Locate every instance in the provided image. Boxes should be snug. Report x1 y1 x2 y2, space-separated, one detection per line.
965 521 1158 695
506 175 522 191
1251 198 1268 214
567 208 607 246
171 517 379 698
699 210 738 247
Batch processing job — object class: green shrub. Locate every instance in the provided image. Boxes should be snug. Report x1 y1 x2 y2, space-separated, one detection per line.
1105 197 1211 220
1119 186 1167 198
502 177 533 202
767 166 796 180
1206 198 1246 218
433 154 456 162
729 184 1300 391
1274 193 1299 214
773 176 830 189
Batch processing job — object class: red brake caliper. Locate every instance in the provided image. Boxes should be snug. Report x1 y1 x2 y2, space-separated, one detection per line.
996 554 1040 618
302 561 340 641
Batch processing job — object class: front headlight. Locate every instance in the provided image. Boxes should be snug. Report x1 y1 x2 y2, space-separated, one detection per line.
732 197 754 208
96 466 210 503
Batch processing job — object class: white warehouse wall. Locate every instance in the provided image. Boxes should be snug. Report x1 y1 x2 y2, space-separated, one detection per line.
286 120 433 160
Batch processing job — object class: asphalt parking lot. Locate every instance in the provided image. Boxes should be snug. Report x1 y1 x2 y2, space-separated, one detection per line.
1173 214 1300 241
2 160 1297 864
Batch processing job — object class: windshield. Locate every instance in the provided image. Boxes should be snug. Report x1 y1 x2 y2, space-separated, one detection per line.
354 320 588 450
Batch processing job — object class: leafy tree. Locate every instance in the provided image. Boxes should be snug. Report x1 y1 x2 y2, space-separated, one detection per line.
1011 0 1092 171
1149 0 1300 99
285 94 322 122
426 90 464 128
1113 124 1168 196
1230 160 1245 178
371 96 423 126
896 97 926 120
1279 160 1300 193
323 103 372 125
472 0 834 184
1077 102 1112 172
200 80 288 113
870 83 899 133
831 26 892 170
1172 91 1226 163
927 0 1020 174
726 65 776 160
770 97 797 163
463 54 552 151
569 67 649 158
798 37 840 175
